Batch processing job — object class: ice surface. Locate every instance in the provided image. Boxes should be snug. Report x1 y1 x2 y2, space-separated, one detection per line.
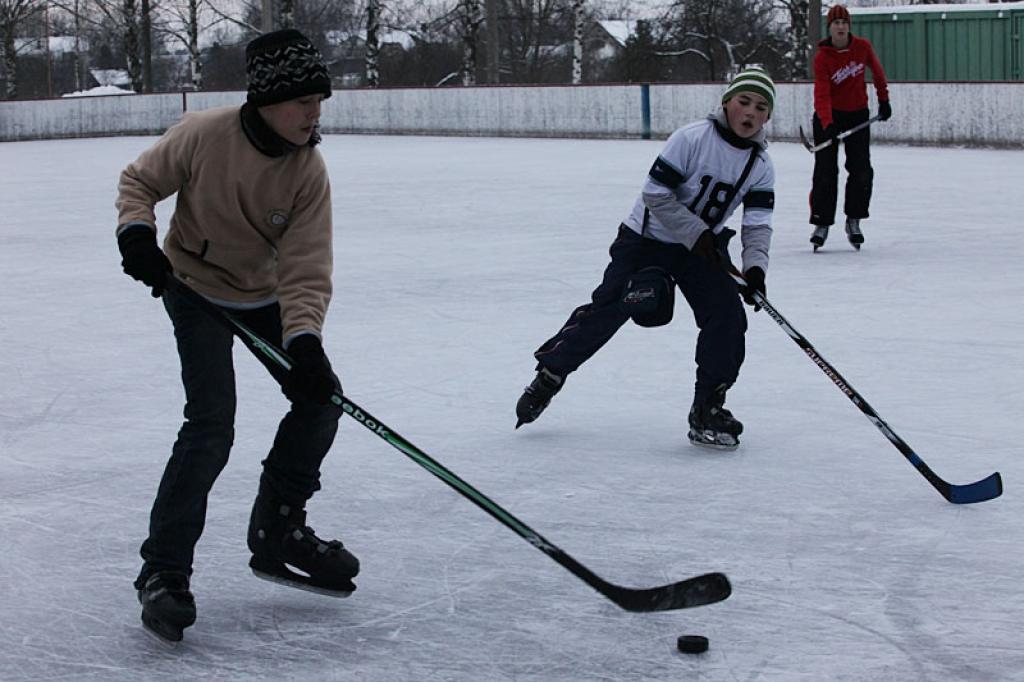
1 132 1022 681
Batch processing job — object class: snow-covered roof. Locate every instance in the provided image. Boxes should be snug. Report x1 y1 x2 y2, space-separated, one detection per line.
62 85 134 98
90 69 132 87
598 20 638 47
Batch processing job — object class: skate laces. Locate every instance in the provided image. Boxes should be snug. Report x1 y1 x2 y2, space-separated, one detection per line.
526 368 563 398
691 386 736 427
290 525 345 556
143 572 193 601
709 404 735 421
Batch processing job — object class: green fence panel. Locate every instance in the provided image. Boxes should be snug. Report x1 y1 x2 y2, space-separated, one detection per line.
831 7 1024 81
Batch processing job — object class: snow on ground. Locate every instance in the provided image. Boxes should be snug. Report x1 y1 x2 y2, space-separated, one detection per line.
0 131 1022 681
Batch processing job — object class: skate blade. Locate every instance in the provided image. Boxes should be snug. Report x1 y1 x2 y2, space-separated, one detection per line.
141 613 185 644
688 430 739 451
515 406 541 428
251 568 355 599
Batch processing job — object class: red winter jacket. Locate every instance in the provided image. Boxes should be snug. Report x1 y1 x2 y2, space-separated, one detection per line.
813 34 889 128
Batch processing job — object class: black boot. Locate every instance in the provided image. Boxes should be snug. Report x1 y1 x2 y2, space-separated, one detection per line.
136 571 196 642
247 494 359 597
515 366 565 428
688 384 743 450
810 225 829 251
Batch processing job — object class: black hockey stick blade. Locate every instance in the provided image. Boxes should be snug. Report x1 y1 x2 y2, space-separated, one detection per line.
164 278 733 612
798 125 815 151
599 572 731 612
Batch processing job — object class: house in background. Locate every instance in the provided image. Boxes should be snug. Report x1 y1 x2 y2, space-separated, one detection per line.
324 28 417 87
89 68 132 89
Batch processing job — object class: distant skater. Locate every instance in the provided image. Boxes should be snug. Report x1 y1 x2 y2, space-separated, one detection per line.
809 3 891 250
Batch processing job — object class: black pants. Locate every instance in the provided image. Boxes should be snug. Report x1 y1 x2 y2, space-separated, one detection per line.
809 108 874 227
533 226 747 406
136 284 343 584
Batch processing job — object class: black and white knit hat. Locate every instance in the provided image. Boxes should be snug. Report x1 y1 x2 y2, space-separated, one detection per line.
245 29 332 107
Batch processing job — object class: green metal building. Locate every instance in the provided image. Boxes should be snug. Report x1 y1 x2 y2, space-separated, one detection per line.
838 3 1024 81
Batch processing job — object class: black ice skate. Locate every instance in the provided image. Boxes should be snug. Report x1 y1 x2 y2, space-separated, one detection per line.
845 218 864 249
136 571 197 642
515 367 565 428
810 225 829 251
688 385 743 451
248 495 360 598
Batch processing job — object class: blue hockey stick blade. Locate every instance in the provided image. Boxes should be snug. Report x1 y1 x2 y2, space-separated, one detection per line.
947 472 1002 504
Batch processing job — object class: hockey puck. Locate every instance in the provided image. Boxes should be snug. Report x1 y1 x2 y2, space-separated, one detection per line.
677 635 709 654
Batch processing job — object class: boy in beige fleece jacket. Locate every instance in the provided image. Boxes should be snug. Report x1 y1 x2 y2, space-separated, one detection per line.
115 29 357 642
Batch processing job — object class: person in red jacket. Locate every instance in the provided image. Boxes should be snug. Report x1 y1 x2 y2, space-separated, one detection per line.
809 4 891 250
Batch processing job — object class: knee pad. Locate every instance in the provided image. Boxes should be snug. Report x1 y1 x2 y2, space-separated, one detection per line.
621 266 675 328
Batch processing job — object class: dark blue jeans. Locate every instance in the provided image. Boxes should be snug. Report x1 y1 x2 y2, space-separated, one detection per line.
136 284 343 583
534 225 747 406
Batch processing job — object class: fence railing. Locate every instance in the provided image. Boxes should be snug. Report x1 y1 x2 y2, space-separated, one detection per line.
2 82 1022 147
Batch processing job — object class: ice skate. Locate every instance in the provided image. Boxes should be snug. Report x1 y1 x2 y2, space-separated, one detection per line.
515 367 565 428
248 495 359 598
810 225 829 251
845 218 864 249
136 571 196 642
687 384 742 451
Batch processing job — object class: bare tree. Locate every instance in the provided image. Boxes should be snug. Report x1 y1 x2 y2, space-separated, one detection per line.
570 0 583 83
49 0 161 92
0 0 44 98
456 0 481 84
207 0 342 36
161 0 226 89
206 0 260 33
121 0 141 89
365 0 379 85
70 0 84 90
664 0 778 80
502 0 566 82
0 0 47 96
56 0 146 90
775 0 807 79
806 0 818 78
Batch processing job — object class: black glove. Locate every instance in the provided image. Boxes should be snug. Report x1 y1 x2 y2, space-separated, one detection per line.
690 229 721 267
822 122 838 143
117 227 170 298
283 335 338 405
878 100 892 122
741 266 766 311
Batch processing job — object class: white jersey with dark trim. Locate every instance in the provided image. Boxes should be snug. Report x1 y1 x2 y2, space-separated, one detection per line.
623 112 775 273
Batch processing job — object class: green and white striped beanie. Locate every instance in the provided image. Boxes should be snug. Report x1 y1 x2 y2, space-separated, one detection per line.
721 67 775 112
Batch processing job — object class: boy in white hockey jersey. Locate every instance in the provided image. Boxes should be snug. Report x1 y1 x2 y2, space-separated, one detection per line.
515 67 776 450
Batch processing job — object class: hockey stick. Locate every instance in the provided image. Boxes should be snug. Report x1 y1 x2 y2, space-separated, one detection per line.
164 277 731 612
799 115 881 153
729 268 1002 504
